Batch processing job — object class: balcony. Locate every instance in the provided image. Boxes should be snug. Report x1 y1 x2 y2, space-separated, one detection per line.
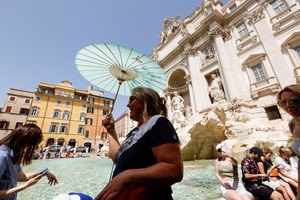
250 76 280 99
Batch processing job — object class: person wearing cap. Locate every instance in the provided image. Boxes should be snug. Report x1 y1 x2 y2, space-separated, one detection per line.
241 146 284 199
215 144 254 200
256 147 296 200
275 146 298 191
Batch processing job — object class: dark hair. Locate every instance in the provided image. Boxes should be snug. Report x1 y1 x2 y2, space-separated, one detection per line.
276 84 300 104
131 87 167 121
0 124 42 165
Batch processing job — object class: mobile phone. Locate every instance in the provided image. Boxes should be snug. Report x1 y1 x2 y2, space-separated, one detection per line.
40 168 49 175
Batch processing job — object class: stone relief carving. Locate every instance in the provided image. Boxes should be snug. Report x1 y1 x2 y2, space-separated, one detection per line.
201 45 215 64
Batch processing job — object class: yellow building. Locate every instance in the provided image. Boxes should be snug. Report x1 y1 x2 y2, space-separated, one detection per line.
27 80 113 151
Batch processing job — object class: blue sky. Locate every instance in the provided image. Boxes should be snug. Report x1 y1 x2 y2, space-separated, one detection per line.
0 0 229 118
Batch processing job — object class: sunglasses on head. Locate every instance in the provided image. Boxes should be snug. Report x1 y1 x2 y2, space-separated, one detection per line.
278 96 300 108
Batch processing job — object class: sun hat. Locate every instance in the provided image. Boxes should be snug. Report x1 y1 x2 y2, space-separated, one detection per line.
53 193 93 200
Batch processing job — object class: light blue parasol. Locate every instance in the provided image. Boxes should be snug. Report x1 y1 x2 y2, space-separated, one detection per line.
75 43 166 112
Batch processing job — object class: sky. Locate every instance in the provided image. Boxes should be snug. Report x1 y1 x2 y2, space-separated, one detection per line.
0 0 229 118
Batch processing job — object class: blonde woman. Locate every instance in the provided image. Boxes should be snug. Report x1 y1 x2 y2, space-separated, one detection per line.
277 84 300 200
275 146 298 190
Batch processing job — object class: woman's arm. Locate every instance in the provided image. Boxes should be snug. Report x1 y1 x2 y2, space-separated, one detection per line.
0 172 43 199
215 159 224 185
18 171 58 185
18 171 39 181
103 114 121 161
278 168 298 182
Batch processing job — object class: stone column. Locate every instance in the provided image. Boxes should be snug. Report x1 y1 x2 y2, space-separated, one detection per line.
185 75 196 114
210 26 239 100
248 5 294 87
185 48 207 112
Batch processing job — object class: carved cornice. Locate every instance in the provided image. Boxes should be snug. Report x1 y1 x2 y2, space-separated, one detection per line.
209 27 230 41
223 27 233 41
184 48 198 57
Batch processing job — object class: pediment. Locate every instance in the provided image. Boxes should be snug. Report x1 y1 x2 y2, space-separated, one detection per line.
282 32 300 48
242 53 266 67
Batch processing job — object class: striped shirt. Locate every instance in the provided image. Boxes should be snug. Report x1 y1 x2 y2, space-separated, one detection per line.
0 145 22 200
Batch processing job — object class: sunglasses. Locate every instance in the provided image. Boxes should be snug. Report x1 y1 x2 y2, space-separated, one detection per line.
278 97 300 108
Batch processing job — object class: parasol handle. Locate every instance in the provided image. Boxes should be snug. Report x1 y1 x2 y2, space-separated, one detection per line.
110 79 123 114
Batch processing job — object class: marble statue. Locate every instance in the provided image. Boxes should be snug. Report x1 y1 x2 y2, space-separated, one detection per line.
203 0 214 16
170 92 186 129
208 74 225 103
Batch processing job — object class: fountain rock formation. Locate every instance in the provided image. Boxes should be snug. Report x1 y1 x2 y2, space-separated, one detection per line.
178 99 292 161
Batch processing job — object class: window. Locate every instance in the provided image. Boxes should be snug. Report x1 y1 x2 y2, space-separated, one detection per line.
53 109 60 119
80 113 86 121
103 110 110 115
271 0 288 14
87 107 94 114
104 100 110 107
35 96 41 102
56 100 62 105
85 130 90 138
66 102 71 106
24 99 31 104
265 106 281 120
294 46 300 59
49 124 58 133
57 91 63 96
15 122 23 129
78 126 85 134
251 63 267 82
0 121 9 129
26 120 37 124
236 22 248 37
101 132 107 139
5 106 12 113
20 108 29 115
89 97 95 104
86 118 93 125
62 111 70 120
82 104 86 109
66 92 71 98
60 125 68 134
30 107 39 116
9 96 16 102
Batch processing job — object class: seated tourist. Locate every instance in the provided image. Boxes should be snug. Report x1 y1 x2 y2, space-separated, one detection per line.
215 144 254 200
241 146 283 199
256 147 295 200
275 146 298 191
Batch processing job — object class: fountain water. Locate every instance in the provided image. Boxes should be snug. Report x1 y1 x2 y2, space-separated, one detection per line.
18 157 222 200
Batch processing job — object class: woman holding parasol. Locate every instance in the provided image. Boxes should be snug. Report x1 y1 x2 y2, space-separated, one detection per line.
94 87 183 200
